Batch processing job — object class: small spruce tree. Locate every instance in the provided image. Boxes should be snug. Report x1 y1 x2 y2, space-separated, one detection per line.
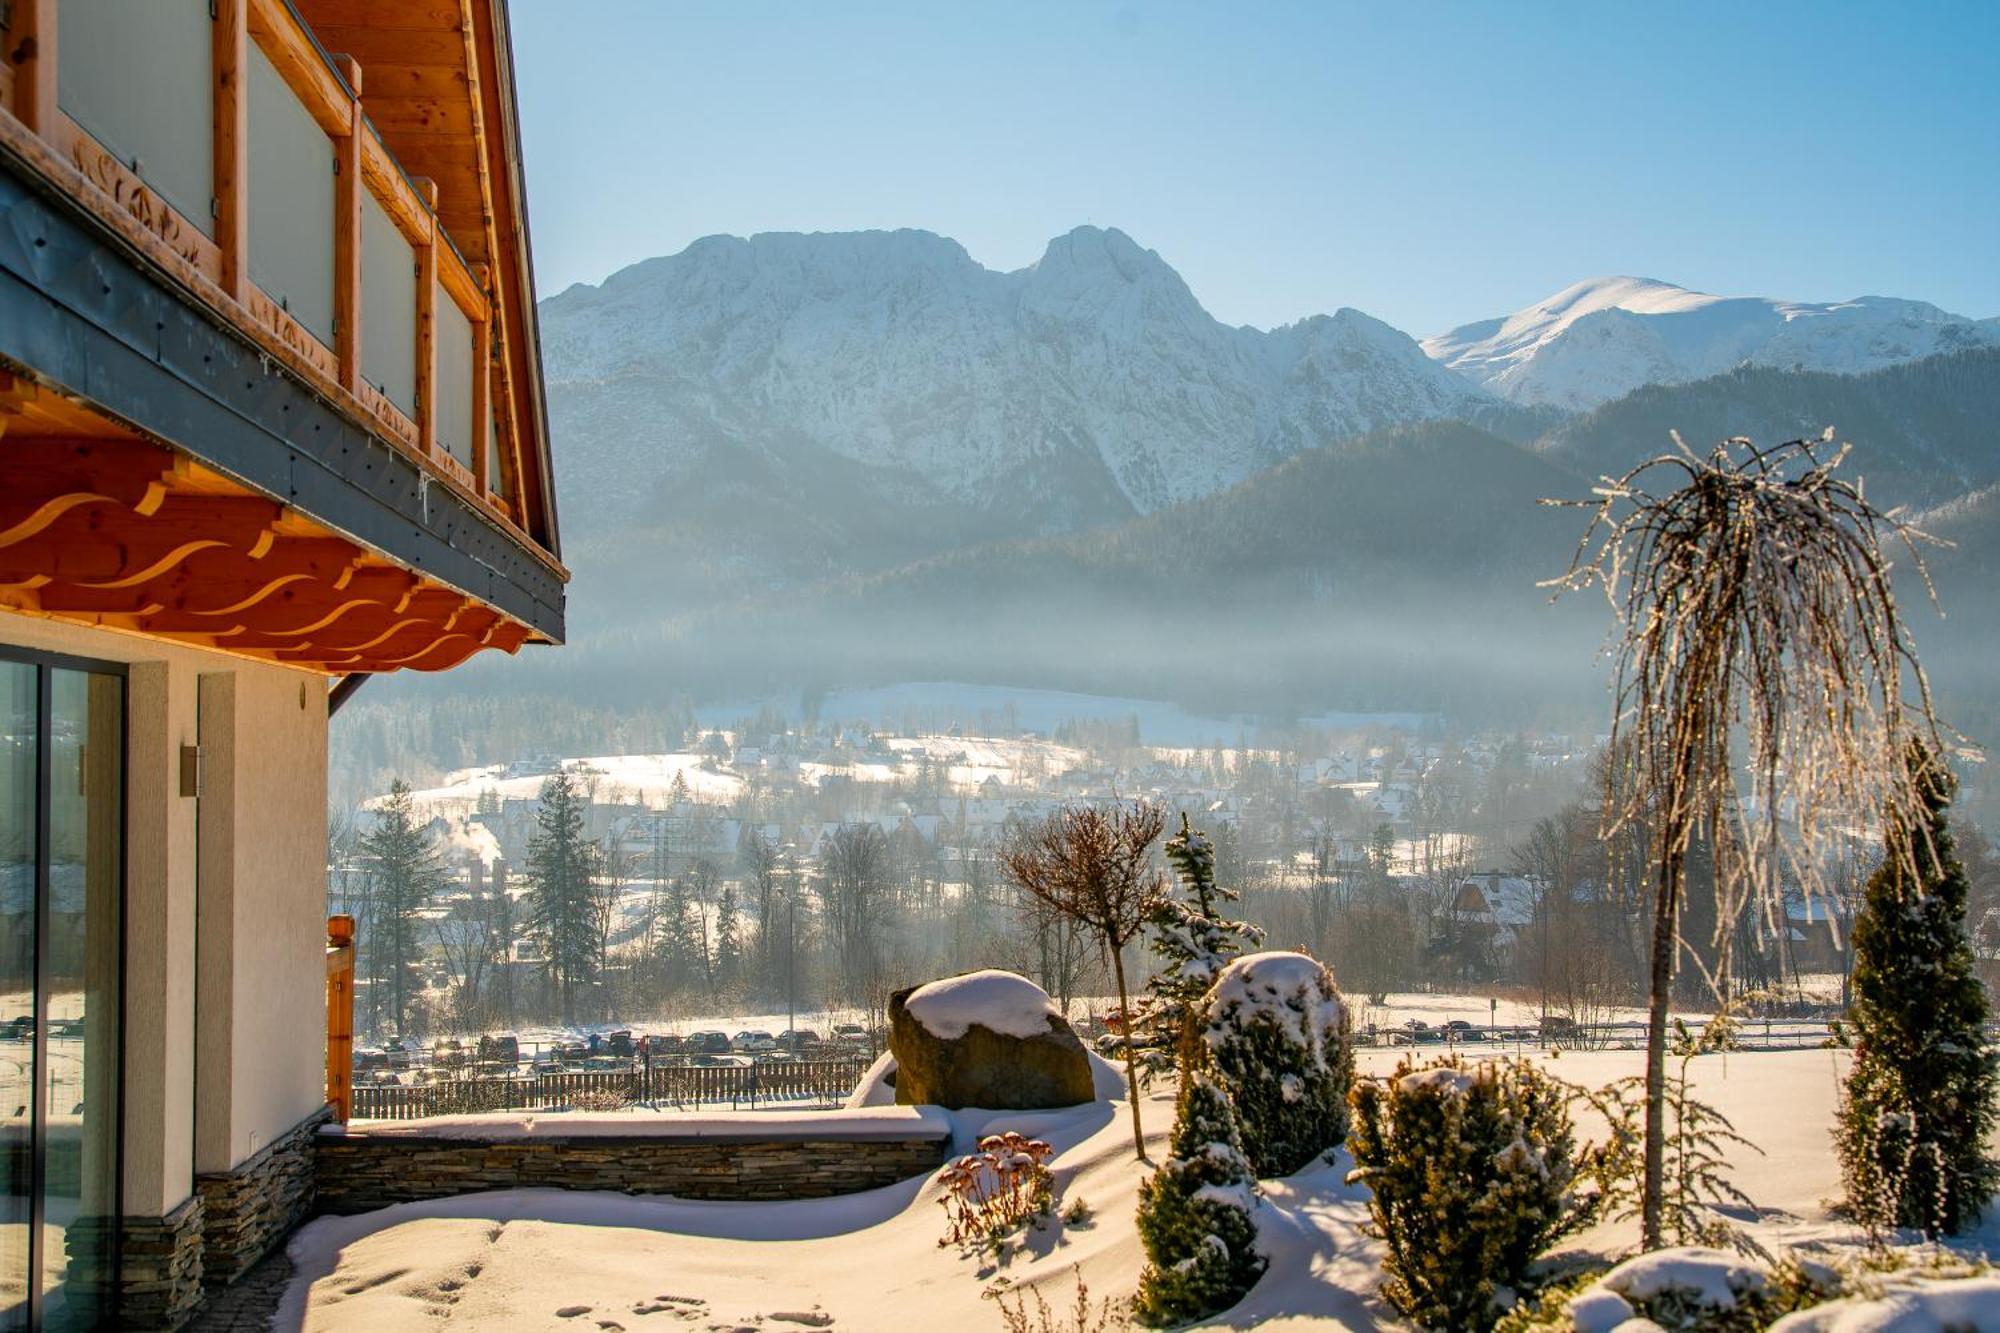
1134 1035 1267 1327
1836 744 2000 1235
1349 1057 1594 1331
1145 813 1261 1061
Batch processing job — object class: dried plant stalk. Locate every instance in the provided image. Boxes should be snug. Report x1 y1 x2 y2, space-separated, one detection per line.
1544 429 1943 1248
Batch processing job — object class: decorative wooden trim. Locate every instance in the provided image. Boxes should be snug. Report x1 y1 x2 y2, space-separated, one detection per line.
51 116 222 285
7 0 55 137
246 280 340 383
354 381 420 453
246 0 352 137
214 0 250 302
331 55 362 393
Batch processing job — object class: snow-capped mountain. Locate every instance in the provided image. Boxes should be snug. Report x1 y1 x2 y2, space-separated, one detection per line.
540 226 1500 520
1423 276 2000 411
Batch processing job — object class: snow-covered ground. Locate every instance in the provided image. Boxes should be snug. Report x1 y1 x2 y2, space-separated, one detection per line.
280 1047 2000 1330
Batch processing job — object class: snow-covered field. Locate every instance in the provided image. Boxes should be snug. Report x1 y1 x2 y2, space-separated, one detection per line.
280 1047 2000 1330
697 682 1434 749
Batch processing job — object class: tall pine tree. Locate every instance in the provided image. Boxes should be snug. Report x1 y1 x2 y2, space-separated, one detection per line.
1836 744 1999 1235
360 780 446 1037
1145 813 1260 1062
524 771 604 1023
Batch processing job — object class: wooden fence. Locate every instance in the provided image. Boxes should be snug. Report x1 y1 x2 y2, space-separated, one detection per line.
350 1059 872 1122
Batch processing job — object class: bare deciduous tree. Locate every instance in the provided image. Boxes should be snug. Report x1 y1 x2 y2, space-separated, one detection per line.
1548 430 1940 1248
1002 801 1167 1158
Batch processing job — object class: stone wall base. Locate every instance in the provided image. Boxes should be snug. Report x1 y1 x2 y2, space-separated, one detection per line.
68 1194 205 1331
315 1133 949 1214
196 1105 334 1287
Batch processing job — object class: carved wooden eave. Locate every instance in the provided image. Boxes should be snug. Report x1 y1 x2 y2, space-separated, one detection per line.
0 377 540 676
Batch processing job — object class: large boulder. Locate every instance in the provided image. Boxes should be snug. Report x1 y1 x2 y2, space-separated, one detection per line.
888 970 1096 1110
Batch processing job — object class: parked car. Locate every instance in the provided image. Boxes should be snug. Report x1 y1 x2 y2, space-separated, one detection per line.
384 1038 412 1069
641 1033 685 1056
432 1038 466 1068
606 1030 635 1058
831 1023 870 1049
777 1029 821 1050
732 1030 778 1052
691 1052 750 1068
532 1060 563 1076
477 1034 520 1067
689 1030 732 1055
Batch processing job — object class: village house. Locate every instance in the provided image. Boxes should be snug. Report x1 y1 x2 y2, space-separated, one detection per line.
0 1 559 1325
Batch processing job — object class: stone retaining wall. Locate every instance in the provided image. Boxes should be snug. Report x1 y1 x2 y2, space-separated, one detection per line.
314 1133 950 1214
196 1106 333 1286
69 1194 205 1330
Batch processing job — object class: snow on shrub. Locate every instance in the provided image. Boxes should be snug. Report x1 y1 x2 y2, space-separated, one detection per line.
1495 1249 1848 1333
1201 950 1353 1177
1769 1274 2000 1332
1133 1043 1266 1328
935 1130 1054 1252
1349 1055 1596 1331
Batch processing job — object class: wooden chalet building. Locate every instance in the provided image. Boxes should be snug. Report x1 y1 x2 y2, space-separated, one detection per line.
0 1 562 1325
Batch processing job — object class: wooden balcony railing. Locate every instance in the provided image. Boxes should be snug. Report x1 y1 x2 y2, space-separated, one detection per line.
0 0 538 556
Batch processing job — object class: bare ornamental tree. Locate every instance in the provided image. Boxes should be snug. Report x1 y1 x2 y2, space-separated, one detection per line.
1002 801 1168 1158
1547 430 1941 1249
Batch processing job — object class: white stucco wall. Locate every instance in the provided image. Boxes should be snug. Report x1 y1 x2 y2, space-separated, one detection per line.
0 613 329 1216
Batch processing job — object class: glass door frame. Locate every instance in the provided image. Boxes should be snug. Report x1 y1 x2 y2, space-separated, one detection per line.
0 646 126 1330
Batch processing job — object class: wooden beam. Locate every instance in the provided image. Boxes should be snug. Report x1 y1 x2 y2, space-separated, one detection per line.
359 127 432 246
332 55 363 393
414 177 439 460
7 0 55 137
0 495 281 589
214 0 250 302
247 0 352 136
438 242 488 323
327 916 356 1124
0 438 178 548
470 313 491 495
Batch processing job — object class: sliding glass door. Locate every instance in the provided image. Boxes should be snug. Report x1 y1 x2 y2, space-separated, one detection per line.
0 653 122 1331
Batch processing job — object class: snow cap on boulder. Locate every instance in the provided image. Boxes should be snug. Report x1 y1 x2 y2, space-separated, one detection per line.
904 969 1061 1040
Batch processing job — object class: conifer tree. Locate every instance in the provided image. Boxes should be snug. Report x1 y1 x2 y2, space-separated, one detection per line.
715 884 742 986
1146 813 1260 1061
360 779 447 1037
524 771 604 1023
1204 951 1355 1176
1836 744 1999 1235
1134 1034 1266 1327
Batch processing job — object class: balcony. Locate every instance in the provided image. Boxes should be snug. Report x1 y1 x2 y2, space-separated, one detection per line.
0 0 562 674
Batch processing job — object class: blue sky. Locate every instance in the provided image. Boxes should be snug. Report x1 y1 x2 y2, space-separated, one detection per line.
511 2 1999 336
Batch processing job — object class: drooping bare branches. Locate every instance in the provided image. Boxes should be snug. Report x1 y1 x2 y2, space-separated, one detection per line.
1544 429 1945 1247
1002 801 1168 1157
1547 430 1941 947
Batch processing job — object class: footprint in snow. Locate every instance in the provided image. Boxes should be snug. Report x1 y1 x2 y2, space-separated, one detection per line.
555 1306 592 1319
769 1312 834 1328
